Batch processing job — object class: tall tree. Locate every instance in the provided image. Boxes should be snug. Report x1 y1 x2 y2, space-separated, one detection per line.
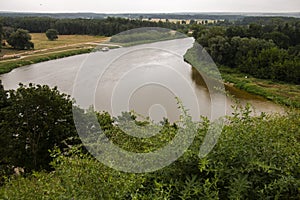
7 29 34 49
0 84 78 172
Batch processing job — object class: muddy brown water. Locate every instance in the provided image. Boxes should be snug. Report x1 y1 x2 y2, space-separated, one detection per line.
0 38 284 122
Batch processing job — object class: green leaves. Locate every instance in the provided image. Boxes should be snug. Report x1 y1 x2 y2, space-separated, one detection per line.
0 83 78 173
0 83 299 199
7 29 34 50
202 110 300 199
45 29 59 41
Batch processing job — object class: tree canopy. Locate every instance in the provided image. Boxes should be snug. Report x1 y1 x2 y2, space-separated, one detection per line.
7 28 34 50
190 20 300 84
0 83 78 175
45 28 58 41
1 16 184 36
0 19 3 50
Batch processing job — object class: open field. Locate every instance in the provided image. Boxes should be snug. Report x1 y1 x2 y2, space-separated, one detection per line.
0 34 110 74
1 34 108 56
30 34 107 50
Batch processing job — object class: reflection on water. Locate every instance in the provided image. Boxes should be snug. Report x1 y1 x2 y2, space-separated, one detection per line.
191 67 209 90
190 66 284 115
0 38 284 123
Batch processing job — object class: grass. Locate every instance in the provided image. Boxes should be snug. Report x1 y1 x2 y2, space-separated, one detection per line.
1 34 107 56
0 48 27 56
110 30 185 47
220 66 300 108
30 34 107 50
0 49 93 74
0 33 109 74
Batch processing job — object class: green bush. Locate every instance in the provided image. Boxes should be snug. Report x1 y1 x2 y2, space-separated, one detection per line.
132 108 300 199
202 108 300 199
1 147 145 199
1 106 299 199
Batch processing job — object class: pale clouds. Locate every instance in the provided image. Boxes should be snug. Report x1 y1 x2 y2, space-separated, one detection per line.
1 0 299 13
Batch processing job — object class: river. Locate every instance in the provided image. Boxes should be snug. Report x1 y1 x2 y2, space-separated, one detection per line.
0 38 284 122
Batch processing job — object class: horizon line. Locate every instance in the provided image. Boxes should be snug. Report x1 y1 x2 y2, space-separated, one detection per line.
0 10 299 14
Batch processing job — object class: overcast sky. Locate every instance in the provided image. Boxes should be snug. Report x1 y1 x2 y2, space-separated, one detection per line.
1 0 300 13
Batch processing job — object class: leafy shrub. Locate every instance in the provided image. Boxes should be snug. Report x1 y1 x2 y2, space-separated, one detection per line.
1 147 145 199
0 102 299 199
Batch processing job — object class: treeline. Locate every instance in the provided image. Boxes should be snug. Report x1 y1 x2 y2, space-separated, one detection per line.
0 19 2 50
238 16 300 26
1 16 184 36
0 12 246 21
190 19 300 84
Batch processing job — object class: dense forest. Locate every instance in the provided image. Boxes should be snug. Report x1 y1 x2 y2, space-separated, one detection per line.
190 18 300 84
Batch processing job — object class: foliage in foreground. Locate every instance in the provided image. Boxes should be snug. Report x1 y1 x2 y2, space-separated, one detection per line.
1 103 299 199
1 147 144 200
0 83 79 177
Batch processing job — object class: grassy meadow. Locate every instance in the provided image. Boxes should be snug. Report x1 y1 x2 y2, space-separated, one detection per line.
30 33 107 50
0 33 108 74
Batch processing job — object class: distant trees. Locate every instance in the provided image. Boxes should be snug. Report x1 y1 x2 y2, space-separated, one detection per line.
225 26 246 38
190 19 196 24
46 29 58 40
1 17 183 37
2 26 14 40
0 20 2 51
7 28 34 49
262 31 290 49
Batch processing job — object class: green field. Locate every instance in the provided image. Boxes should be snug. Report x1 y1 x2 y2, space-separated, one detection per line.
30 33 107 50
1 34 107 55
0 34 109 74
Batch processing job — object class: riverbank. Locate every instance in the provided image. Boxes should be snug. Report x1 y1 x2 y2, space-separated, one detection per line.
220 66 300 108
184 45 300 109
2 37 299 109
0 34 111 74
0 48 93 74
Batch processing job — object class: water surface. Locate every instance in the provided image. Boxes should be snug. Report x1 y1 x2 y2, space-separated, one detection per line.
0 38 284 122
